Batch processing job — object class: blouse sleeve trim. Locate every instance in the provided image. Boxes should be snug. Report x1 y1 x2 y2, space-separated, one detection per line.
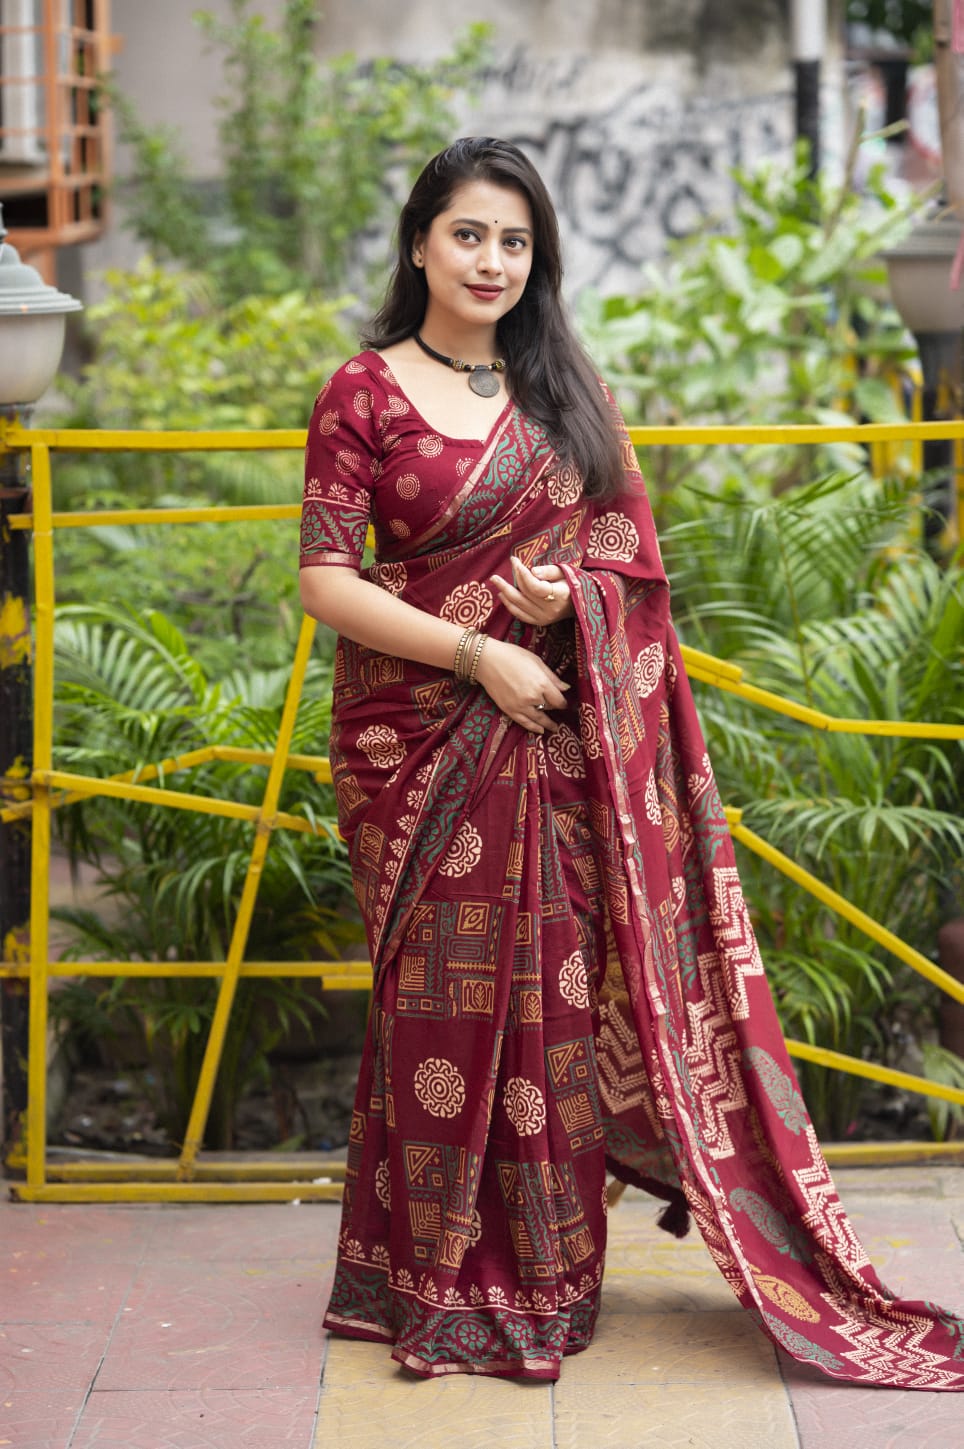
299 548 362 569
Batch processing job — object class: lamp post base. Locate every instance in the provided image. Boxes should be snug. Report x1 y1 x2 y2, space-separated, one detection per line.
0 406 33 1159
915 330 960 556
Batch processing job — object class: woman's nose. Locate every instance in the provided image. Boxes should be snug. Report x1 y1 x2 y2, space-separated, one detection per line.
477 239 504 274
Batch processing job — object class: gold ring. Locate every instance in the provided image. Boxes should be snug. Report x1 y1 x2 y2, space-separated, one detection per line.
545 589 555 604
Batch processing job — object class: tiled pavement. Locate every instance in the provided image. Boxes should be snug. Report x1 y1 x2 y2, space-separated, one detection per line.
1 1165 962 1448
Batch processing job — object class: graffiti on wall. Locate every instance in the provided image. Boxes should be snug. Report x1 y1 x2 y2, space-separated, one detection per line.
472 48 791 294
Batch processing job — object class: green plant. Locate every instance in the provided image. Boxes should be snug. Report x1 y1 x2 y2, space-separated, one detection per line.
49 603 360 1148
52 514 308 681
52 260 349 676
65 261 352 437
920 1041 964 1141
111 3 492 298
580 149 926 529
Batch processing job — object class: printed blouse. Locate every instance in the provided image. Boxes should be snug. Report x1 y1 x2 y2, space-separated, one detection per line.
300 350 515 571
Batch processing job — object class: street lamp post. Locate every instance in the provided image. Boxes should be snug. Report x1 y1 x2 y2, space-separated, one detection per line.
883 208 964 1081
0 206 81 1157
791 0 827 176
882 212 964 553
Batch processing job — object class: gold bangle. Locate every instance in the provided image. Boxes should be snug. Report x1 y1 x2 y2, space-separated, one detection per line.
467 632 488 685
459 629 478 681
452 626 475 681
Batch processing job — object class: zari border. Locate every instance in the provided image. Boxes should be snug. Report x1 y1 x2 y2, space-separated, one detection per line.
299 548 361 568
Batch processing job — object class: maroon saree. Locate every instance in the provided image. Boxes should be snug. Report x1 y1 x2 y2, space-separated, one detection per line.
301 352 964 1385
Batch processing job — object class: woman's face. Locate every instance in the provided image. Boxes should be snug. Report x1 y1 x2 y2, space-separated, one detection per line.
415 178 534 338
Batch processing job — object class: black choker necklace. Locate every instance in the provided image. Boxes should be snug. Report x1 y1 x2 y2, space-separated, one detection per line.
413 332 506 398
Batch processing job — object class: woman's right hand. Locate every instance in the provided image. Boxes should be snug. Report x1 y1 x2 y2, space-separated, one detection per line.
473 637 570 734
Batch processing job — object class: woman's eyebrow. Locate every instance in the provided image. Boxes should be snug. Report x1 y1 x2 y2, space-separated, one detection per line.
451 216 533 235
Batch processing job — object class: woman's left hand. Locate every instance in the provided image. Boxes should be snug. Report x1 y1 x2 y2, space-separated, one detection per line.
489 556 573 626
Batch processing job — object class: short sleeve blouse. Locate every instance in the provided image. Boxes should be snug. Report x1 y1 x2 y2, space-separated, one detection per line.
300 357 380 570
300 351 509 569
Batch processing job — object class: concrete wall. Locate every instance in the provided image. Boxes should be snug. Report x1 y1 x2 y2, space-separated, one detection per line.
109 0 289 179
73 0 287 284
78 0 845 298
313 0 845 294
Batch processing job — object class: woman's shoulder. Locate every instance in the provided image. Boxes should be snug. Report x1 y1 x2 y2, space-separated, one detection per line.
313 349 396 405
307 351 399 444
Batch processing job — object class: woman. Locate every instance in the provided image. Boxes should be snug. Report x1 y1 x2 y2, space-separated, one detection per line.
299 137 964 1384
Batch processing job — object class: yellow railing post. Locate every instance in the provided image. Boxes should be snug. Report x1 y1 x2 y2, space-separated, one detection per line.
0 412 33 1160
26 443 54 1189
176 612 318 1177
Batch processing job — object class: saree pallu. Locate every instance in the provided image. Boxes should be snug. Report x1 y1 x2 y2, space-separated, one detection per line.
314 379 964 1385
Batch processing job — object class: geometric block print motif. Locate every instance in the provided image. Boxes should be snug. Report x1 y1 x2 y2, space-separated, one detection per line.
595 997 660 1127
396 898 506 1020
497 1159 596 1285
708 866 765 1019
368 1004 393 1129
682 967 747 1159
404 1141 481 1269
793 1126 870 1275
546 1036 604 1156
539 799 573 923
509 911 543 1031
817 1258 963 1389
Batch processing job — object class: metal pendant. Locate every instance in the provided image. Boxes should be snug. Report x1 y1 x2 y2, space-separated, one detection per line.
468 368 500 398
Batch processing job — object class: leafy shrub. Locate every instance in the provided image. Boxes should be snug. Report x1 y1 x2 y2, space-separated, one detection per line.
580 151 924 524
110 2 492 298
49 604 358 1148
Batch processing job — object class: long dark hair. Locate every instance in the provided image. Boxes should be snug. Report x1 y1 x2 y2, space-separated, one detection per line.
363 137 625 501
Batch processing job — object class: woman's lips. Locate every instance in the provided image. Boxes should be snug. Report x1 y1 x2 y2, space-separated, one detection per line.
465 285 504 300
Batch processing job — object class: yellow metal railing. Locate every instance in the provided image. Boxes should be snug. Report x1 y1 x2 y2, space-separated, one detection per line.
1 414 962 1203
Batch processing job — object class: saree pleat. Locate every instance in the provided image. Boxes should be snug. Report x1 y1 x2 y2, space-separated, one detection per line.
303 354 964 1384
325 723 609 1377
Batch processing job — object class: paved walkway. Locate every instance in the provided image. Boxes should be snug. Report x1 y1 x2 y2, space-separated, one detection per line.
2 1165 962 1448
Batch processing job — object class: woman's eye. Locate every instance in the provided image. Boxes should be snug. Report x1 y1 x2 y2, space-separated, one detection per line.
455 228 479 243
505 237 527 250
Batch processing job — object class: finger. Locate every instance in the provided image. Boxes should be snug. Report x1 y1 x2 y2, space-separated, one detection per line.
514 561 567 608
523 576 555 606
539 686 568 712
489 575 532 612
494 567 566 618
509 557 549 600
500 587 565 629
511 710 544 734
530 699 561 732
544 669 571 695
530 564 564 584
500 600 545 626
517 709 559 735
524 677 567 713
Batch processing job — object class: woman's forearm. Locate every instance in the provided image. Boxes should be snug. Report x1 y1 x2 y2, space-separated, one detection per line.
299 565 466 670
300 564 571 734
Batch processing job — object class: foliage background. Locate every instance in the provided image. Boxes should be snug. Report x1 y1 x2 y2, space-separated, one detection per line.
48 5 964 1146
